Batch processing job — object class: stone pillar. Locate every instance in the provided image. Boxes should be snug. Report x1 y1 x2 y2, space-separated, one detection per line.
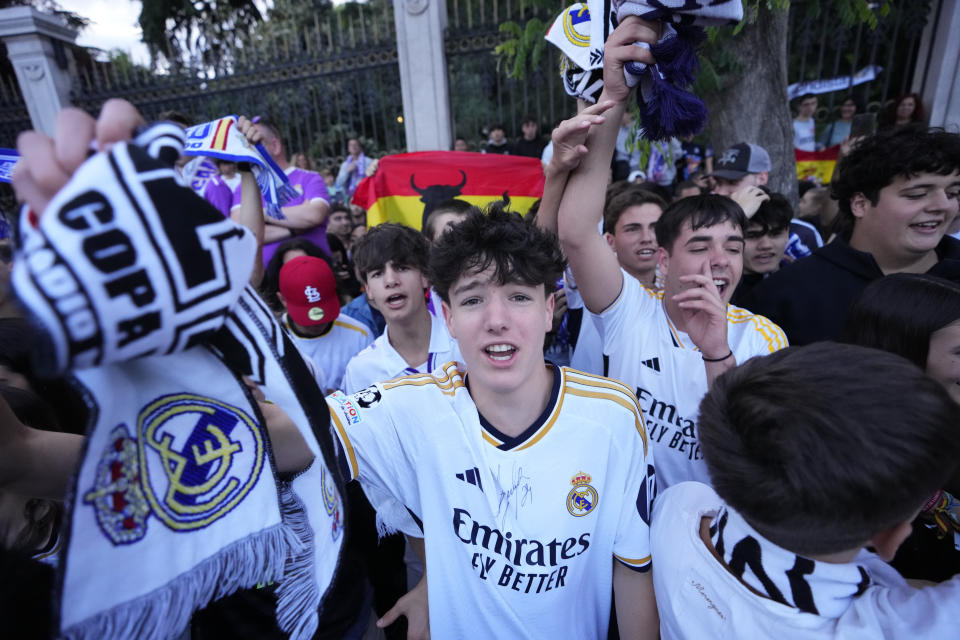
0 7 77 136
911 0 960 131
393 0 452 151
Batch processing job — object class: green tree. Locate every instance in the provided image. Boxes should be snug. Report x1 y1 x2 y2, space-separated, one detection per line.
496 0 892 200
138 0 264 71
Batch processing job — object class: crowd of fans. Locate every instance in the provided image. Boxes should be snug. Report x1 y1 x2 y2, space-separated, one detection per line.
0 13 958 640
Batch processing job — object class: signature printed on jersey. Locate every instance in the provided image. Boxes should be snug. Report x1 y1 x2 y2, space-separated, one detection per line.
494 463 533 528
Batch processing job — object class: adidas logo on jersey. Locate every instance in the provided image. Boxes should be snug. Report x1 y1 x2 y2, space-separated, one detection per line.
641 357 661 372
456 467 483 492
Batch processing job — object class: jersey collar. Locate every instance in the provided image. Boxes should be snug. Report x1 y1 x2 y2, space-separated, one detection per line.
475 365 562 451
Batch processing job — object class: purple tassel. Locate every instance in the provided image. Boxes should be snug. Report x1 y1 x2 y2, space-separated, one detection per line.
640 71 707 140
651 27 705 87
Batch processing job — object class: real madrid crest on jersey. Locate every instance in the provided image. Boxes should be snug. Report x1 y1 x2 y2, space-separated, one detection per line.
566 470 598 517
84 393 266 543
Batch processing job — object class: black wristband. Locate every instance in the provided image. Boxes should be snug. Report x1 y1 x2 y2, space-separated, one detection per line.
702 350 733 363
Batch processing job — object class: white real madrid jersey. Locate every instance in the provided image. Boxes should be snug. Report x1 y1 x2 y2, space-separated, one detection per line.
327 363 654 639
342 312 461 393
652 482 960 639
597 272 786 489
283 314 373 393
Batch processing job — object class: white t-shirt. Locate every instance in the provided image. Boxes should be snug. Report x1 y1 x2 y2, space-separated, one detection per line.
652 482 960 639
565 268 604 376
342 312 461 393
793 119 817 151
327 363 655 639
283 314 373 393
598 272 786 489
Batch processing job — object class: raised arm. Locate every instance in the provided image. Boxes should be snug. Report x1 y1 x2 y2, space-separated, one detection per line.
232 116 266 286
556 17 659 313
536 100 613 234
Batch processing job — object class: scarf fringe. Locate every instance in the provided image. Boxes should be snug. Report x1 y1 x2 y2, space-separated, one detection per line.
61 523 297 640
275 483 321 640
640 73 708 140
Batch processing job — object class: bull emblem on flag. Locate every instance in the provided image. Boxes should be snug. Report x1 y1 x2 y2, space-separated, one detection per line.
411 170 468 229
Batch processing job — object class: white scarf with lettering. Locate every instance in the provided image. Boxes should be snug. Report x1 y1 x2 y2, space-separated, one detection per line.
710 505 872 618
12 124 345 640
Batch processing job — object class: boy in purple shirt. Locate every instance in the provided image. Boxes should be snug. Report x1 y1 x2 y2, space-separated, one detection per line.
230 117 332 265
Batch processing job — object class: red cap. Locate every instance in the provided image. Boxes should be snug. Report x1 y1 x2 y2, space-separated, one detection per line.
279 256 340 326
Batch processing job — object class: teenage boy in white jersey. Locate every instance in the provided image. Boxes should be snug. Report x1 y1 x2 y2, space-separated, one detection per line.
653 343 960 639
342 223 460 393
554 17 786 490
327 205 658 639
278 255 373 393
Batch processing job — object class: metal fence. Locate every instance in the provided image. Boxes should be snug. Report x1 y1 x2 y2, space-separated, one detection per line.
787 0 934 121
0 1 938 165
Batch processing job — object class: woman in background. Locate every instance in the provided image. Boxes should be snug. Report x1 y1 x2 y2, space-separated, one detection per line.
844 273 960 583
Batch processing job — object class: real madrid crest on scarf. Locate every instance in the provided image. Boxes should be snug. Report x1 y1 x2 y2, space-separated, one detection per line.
12 124 346 640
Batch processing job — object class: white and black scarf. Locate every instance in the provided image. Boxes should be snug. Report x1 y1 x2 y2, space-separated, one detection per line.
12 124 345 640
710 506 872 618
546 1 742 139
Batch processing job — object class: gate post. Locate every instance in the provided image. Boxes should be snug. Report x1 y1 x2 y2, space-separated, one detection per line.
0 7 77 137
393 0 453 151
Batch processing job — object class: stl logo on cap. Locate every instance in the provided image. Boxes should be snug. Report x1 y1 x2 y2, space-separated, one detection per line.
304 285 322 303
279 255 341 327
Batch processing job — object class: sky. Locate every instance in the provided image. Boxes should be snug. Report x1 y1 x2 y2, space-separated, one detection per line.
55 0 356 67
56 0 151 65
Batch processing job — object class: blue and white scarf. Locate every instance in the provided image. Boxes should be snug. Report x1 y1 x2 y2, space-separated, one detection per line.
183 116 299 220
12 123 345 640
0 147 18 183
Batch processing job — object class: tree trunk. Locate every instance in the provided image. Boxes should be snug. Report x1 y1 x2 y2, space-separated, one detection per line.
703 6 796 205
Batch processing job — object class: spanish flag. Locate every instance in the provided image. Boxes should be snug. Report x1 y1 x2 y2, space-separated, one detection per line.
795 145 840 184
352 151 545 230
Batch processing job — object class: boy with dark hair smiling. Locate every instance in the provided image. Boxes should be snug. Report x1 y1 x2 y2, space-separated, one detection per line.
653 343 960 638
327 204 658 639
730 193 793 306
554 17 786 490
343 223 460 393
744 126 960 345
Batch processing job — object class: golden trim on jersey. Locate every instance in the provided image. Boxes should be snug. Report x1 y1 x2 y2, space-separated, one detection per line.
727 307 787 352
333 319 370 337
481 429 504 447
563 370 649 455
381 361 464 397
614 553 652 567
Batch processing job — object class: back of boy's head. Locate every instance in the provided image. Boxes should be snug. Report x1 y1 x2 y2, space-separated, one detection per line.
352 223 428 283
747 190 792 235
603 185 667 235
423 198 472 240
831 127 960 234
699 342 960 557
429 201 566 304
655 194 746 253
